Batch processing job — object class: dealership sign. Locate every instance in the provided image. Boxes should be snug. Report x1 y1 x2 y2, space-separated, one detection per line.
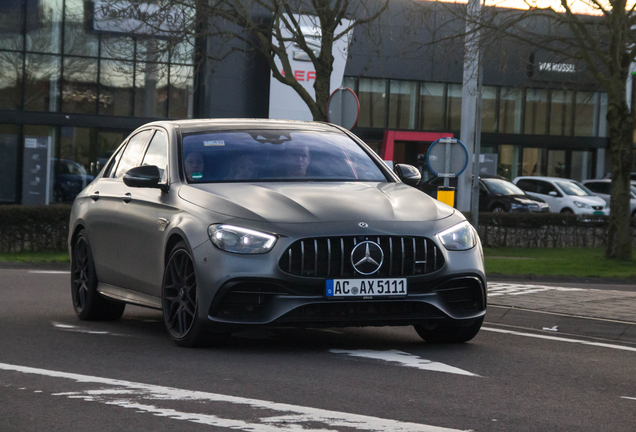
269 15 352 121
91 0 185 38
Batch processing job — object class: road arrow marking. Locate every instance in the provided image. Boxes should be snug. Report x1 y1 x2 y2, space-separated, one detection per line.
330 349 480 377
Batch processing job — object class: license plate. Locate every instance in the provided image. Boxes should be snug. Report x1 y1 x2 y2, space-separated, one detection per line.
326 278 407 297
593 211 604 215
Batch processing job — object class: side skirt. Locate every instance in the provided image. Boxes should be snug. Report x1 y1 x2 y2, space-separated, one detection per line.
98 283 162 310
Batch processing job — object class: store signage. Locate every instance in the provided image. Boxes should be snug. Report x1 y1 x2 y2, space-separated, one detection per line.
539 62 576 73
531 49 586 82
21 136 51 205
268 14 352 121
91 0 185 38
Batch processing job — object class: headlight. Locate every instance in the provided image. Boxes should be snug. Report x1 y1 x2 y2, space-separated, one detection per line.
208 224 277 254
574 201 591 209
437 221 476 251
510 203 524 209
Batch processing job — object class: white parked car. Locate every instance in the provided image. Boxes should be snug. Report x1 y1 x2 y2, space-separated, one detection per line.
582 179 636 223
513 176 609 215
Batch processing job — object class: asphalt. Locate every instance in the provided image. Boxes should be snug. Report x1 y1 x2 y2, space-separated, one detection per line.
2 261 635 344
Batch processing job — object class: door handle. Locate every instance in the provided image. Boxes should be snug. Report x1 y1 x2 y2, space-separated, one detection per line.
121 193 132 203
90 192 99 201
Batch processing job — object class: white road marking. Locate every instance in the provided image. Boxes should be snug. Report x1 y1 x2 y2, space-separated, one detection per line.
488 283 585 297
51 322 127 336
482 327 636 352
28 270 70 274
330 350 479 377
621 397 636 401
0 362 466 432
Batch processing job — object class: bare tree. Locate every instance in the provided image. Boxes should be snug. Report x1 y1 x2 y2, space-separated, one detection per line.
94 0 390 121
410 0 634 260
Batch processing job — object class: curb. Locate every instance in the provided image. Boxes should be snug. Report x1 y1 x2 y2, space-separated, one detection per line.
0 261 70 270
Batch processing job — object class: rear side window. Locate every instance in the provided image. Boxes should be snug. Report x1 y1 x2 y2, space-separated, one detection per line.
114 130 153 179
536 181 558 196
586 182 611 195
516 179 537 193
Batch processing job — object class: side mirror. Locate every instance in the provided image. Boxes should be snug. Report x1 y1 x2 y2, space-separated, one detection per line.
123 165 163 189
394 164 421 187
549 191 558 197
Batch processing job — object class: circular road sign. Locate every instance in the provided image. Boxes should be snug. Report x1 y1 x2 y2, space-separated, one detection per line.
327 87 360 130
426 137 469 178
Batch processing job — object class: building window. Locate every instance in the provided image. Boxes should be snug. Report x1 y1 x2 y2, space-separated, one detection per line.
358 78 386 128
388 80 417 129
446 83 462 131
499 88 523 134
0 124 20 203
525 88 548 135
62 56 98 114
481 86 497 133
547 150 566 177
99 60 134 116
419 82 445 131
571 150 593 181
169 64 194 119
549 90 573 136
521 147 546 176
0 51 23 110
135 62 168 118
64 0 98 57
574 91 595 137
26 0 63 54
24 54 61 112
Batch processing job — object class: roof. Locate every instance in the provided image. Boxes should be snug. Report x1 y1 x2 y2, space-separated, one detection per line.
143 119 342 134
514 176 578 182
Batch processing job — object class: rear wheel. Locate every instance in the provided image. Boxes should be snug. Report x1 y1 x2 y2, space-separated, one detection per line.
491 205 506 213
414 317 484 343
162 241 228 347
560 208 574 214
71 230 125 320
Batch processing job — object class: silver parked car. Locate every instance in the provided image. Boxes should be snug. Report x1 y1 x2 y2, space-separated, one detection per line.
69 119 486 347
582 179 636 223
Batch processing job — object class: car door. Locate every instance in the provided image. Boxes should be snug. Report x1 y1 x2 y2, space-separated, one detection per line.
113 128 177 297
536 180 563 211
99 129 154 288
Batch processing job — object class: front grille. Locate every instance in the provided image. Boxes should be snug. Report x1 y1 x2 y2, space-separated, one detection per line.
212 282 289 318
279 236 444 278
279 301 445 323
434 277 485 314
592 206 604 211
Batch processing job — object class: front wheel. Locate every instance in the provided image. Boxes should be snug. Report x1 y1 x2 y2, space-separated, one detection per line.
71 230 125 320
414 317 484 343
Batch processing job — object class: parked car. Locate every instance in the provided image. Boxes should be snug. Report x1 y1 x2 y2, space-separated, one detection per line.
582 179 636 223
52 158 94 203
69 119 486 347
419 175 549 213
602 172 636 183
513 176 608 215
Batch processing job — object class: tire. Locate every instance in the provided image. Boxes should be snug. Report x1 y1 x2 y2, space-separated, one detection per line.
162 241 228 347
413 317 484 343
491 205 506 213
560 208 574 214
71 230 125 320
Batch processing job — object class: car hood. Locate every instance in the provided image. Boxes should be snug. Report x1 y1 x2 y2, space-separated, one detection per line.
497 195 547 205
178 182 454 223
571 195 607 206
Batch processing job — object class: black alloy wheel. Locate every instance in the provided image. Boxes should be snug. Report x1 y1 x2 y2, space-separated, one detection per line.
71 230 125 320
491 205 506 213
413 317 484 343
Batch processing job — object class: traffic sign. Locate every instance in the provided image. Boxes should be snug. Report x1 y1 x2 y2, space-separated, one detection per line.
327 87 359 130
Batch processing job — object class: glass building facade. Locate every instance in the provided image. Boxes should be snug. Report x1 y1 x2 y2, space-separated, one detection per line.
0 0 195 204
344 76 610 182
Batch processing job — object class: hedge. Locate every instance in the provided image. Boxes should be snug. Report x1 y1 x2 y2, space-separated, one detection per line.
0 206 635 253
466 213 636 248
0 205 71 253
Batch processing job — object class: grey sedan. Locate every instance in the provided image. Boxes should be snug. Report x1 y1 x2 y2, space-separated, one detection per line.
69 119 486 347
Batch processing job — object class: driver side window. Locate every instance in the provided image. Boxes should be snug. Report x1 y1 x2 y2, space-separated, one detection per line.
142 130 169 181
113 130 153 179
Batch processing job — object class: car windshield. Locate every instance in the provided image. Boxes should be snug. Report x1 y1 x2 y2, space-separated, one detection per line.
482 178 525 195
181 129 388 183
555 180 593 196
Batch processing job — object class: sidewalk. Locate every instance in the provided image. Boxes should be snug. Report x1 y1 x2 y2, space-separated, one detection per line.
485 276 636 343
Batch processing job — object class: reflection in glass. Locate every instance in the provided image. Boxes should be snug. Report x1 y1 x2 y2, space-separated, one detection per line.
135 62 168 118
26 0 62 54
446 84 462 131
525 89 548 134
0 0 25 50
170 40 195 65
550 90 573 136
388 80 417 129
99 60 134 116
97 130 127 172
0 51 23 110
420 82 445 131
522 148 546 176
100 36 135 60
481 86 497 133
62 56 98 114
358 78 386 128
23 124 56 204
64 0 98 56
547 150 566 177
169 64 194 118
499 88 523 134
574 92 595 137
571 150 592 181
497 144 520 180
24 54 60 112
0 124 20 203
58 126 93 202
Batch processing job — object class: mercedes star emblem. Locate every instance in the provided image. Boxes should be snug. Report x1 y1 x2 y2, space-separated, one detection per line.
351 241 384 275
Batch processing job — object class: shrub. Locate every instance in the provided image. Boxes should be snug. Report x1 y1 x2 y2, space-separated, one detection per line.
0 205 71 253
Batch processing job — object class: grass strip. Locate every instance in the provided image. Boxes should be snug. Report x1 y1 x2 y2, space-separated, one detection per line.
485 247 636 279
0 251 70 263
